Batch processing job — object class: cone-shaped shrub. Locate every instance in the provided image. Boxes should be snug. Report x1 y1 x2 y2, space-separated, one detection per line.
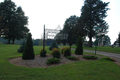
75 36 83 55
49 40 58 50
22 33 35 60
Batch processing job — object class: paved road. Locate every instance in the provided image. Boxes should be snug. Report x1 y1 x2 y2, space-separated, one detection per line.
84 49 120 59
70 48 120 59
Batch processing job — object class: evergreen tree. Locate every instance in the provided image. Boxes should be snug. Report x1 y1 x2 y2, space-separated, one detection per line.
22 33 34 60
80 0 109 47
75 36 83 55
49 40 58 50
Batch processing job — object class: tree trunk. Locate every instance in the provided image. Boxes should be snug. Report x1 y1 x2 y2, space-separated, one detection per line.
89 35 92 47
89 0 92 48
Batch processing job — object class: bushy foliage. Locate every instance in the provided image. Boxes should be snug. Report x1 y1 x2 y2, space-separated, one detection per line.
22 33 35 60
66 56 79 61
47 58 61 64
61 47 66 54
102 57 115 62
17 41 26 53
40 48 46 57
51 48 60 58
118 33 120 47
63 47 71 57
49 40 58 50
83 55 98 60
75 36 83 55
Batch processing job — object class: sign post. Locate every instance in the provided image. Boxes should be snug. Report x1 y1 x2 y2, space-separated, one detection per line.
94 27 101 55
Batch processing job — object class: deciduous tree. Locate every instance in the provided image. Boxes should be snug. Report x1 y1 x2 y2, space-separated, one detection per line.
0 0 29 44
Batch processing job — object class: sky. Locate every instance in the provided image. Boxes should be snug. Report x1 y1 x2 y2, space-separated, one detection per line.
0 0 120 44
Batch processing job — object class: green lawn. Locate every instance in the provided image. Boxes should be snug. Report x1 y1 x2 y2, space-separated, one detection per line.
0 44 120 80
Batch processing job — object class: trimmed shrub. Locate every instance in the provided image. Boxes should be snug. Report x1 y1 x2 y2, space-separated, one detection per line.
66 56 79 61
49 40 58 50
63 47 71 57
51 48 60 58
83 55 98 60
75 36 83 55
102 57 115 62
47 58 61 64
18 41 26 53
61 47 66 54
22 33 35 60
40 49 46 57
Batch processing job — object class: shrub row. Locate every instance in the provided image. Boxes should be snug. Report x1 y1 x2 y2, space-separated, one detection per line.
83 55 98 60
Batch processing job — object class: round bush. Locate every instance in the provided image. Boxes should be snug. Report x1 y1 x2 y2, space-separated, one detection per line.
61 47 66 54
47 58 61 64
40 49 46 57
63 47 71 57
83 55 98 60
51 48 60 58
66 56 79 61
18 41 26 53
49 40 58 50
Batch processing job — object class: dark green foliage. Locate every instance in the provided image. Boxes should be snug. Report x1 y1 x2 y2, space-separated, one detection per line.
47 58 61 64
40 49 46 57
80 0 109 47
0 0 29 44
61 47 66 54
51 48 60 58
17 41 26 53
83 55 98 60
49 40 58 50
22 33 34 60
102 57 115 62
75 36 83 55
63 47 71 57
118 33 120 47
66 56 79 61
63 15 81 44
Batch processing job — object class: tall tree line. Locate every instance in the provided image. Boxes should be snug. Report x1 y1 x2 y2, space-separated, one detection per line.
0 0 29 44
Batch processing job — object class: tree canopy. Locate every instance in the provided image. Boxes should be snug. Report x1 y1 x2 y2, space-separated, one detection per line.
0 0 29 44
80 0 109 47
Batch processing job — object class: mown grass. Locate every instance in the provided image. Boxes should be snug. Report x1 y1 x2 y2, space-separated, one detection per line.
0 44 120 80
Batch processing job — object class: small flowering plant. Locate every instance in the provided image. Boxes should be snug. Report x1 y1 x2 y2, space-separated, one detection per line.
51 48 60 58
40 48 47 57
